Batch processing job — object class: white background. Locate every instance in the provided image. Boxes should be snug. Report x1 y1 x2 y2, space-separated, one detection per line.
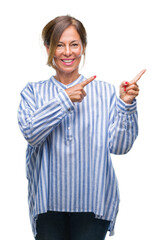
0 0 164 239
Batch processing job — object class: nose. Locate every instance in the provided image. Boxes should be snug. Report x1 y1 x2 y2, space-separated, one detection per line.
64 45 72 56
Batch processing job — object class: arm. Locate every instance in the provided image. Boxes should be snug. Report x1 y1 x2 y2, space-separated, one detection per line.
17 83 75 147
108 86 138 154
108 69 146 154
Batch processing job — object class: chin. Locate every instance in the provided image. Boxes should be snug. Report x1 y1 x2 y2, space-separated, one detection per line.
57 66 79 75
62 69 79 75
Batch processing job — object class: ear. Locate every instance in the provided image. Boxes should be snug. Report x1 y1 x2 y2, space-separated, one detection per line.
81 45 86 55
45 44 49 55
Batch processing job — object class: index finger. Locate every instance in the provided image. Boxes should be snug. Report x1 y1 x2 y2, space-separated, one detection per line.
130 69 146 84
80 75 96 87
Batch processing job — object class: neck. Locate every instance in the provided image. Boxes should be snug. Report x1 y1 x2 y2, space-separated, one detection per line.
54 71 80 85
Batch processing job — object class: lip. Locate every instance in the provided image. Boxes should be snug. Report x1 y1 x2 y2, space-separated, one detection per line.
61 58 75 66
62 58 75 60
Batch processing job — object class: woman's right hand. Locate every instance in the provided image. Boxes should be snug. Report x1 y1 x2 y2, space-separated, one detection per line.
65 76 96 102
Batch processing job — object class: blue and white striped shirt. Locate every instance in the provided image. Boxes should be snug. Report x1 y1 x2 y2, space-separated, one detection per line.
18 74 138 237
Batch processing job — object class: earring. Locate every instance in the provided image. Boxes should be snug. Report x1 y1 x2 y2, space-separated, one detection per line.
52 57 55 66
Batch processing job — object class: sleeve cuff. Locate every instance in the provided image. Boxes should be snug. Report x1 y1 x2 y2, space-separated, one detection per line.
117 98 137 113
56 89 75 114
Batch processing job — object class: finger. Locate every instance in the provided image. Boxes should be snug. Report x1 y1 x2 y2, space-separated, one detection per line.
126 89 139 96
120 81 130 92
120 81 129 88
130 69 146 84
82 89 87 96
126 84 139 92
81 75 96 87
76 92 85 102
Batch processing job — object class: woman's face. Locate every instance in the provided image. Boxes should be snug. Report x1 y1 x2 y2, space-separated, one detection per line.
53 25 84 75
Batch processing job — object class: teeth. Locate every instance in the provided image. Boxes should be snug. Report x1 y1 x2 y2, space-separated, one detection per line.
62 59 73 63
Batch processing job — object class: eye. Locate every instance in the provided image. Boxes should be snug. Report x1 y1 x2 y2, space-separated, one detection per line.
71 43 79 47
57 44 63 48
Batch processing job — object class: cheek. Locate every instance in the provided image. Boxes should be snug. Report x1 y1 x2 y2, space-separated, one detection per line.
74 50 82 58
54 51 60 58
53 58 61 68
74 46 83 57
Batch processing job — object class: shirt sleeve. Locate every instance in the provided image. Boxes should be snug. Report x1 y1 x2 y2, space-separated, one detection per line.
17 83 75 147
108 86 138 154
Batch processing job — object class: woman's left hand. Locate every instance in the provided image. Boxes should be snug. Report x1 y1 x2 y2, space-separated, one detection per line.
120 69 146 104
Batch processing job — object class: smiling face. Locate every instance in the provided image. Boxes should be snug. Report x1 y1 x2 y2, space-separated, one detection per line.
52 25 84 76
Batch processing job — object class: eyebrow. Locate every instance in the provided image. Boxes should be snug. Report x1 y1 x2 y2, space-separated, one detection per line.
58 40 80 44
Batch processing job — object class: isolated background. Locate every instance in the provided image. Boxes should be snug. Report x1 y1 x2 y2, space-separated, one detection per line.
0 0 164 239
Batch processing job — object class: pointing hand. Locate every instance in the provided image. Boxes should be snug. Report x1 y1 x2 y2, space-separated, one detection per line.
120 69 146 104
65 76 96 103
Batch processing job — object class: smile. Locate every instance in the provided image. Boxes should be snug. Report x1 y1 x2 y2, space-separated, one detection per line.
61 59 75 65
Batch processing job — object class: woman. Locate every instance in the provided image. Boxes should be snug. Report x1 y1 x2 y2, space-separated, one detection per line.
18 15 146 240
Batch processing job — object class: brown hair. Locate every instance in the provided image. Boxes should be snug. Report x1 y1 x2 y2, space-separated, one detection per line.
42 15 87 68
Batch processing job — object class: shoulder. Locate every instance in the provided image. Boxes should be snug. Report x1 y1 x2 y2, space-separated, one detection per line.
20 78 50 94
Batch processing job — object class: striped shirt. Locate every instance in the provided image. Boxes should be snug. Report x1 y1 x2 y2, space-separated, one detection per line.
17 74 138 237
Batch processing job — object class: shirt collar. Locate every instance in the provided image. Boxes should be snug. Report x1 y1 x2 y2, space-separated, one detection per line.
50 74 84 90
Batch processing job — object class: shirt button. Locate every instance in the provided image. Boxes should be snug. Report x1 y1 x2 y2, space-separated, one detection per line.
68 127 71 130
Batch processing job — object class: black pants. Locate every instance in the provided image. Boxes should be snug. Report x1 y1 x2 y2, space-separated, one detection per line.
35 211 110 240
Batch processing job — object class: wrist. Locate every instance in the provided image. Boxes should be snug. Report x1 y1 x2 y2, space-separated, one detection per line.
117 97 137 113
120 95 134 105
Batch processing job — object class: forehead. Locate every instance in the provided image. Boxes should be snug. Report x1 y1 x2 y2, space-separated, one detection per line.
59 25 81 42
